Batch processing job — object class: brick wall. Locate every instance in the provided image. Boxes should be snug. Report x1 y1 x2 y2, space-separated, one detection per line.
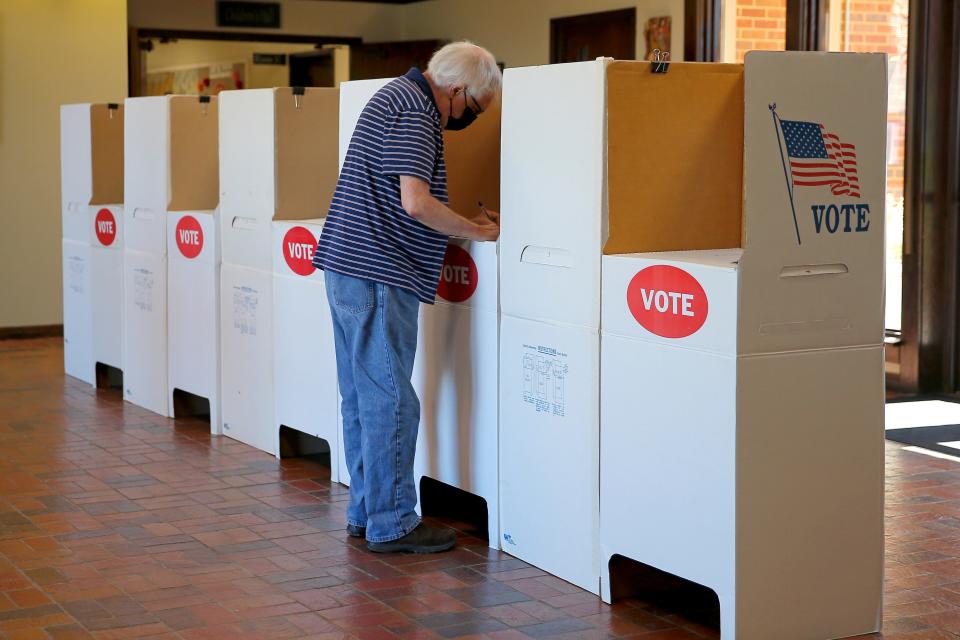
735 0 786 62
735 0 907 198
841 0 909 201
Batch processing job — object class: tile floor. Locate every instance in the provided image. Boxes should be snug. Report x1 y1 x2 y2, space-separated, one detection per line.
0 338 955 639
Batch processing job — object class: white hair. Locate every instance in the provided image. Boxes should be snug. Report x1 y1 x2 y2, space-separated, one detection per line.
427 41 502 99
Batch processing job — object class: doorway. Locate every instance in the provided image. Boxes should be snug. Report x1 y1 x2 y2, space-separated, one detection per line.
289 49 337 87
550 8 637 64
129 29 359 97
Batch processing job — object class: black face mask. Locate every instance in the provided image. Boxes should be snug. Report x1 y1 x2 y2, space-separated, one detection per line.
445 92 478 131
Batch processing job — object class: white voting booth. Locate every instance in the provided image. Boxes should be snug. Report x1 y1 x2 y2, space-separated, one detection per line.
219 87 339 457
60 103 124 385
335 79 502 547
168 210 221 429
499 60 605 593
123 95 219 417
413 103 501 547
600 53 885 639
501 52 885 636
273 218 338 469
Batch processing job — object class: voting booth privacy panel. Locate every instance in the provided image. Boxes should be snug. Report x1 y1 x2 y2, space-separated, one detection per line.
412 99 502 548
499 52 886 636
219 87 339 456
60 103 124 385
122 96 219 417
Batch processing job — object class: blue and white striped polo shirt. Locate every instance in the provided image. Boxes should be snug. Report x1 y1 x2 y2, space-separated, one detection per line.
313 68 449 304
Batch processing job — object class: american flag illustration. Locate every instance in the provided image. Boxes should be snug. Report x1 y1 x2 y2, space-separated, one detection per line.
779 119 861 198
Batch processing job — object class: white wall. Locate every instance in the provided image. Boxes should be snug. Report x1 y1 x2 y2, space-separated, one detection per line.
128 0 404 42
0 0 127 328
400 0 685 67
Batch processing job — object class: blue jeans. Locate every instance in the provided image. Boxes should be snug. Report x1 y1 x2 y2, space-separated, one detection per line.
324 270 422 542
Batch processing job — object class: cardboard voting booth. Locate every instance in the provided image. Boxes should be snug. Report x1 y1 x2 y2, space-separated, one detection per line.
599 53 885 639
272 219 338 470
499 54 886 624
499 60 606 593
219 87 339 456
60 103 124 385
412 101 502 547
123 95 218 417
168 207 221 430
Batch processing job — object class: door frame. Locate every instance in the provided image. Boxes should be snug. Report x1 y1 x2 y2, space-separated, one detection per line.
128 28 361 97
549 8 637 64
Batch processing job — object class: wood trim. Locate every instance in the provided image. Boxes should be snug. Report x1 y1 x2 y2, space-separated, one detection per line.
128 27 145 98
135 28 361 46
899 0 960 393
0 325 63 341
684 0 721 62
786 0 828 51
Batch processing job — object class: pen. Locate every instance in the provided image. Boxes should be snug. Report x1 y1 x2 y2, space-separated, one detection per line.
478 201 496 224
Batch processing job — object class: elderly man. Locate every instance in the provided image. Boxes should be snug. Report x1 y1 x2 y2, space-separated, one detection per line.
313 42 502 554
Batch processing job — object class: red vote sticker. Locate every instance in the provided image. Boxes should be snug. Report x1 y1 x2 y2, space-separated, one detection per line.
626 265 708 339
282 226 318 276
175 215 204 259
437 244 478 303
94 208 117 246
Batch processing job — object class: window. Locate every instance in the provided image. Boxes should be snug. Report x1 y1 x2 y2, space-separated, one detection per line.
830 0 909 331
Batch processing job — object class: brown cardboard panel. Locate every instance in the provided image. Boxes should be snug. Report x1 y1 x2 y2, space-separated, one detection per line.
275 88 340 221
89 103 124 205
444 98 501 219
169 96 220 211
605 61 744 255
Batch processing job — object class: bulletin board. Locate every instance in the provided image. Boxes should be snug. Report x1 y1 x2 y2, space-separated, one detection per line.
147 61 246 97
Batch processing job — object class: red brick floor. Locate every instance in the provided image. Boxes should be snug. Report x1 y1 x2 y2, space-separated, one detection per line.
0 338 956 639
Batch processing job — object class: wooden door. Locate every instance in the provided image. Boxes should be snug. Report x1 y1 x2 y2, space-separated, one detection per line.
551 8 636 63
349 40 446 80
289 50 336 87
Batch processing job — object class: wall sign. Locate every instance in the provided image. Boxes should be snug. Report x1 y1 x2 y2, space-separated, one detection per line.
253 53 288 65
216 1 281 29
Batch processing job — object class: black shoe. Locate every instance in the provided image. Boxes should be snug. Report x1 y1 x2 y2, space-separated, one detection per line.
346 523 366 538
366 523 456 554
